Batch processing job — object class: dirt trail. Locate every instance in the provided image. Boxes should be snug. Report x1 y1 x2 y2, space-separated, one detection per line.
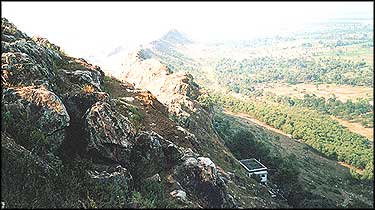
338 162 364 175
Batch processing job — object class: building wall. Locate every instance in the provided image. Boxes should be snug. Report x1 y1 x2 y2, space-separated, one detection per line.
251 170 268 183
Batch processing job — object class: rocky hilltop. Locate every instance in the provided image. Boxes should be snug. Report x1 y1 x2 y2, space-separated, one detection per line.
1 18 280 208
153 29 193 46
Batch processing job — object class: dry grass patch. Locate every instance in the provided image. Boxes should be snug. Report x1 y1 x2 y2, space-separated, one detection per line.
261 83 373 102
331 116 373 141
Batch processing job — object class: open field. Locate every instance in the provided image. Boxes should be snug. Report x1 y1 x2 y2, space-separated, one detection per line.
332 116 373 141
260 82 373 102
316 44 373 65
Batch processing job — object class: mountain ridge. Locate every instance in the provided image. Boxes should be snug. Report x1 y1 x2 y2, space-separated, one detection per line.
1 17 279 208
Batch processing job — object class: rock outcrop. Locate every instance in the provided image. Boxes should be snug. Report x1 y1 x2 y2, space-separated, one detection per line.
2 18 63 91
1 133 58 177
130 131 168 179
85 101 136 165
121 50 205 128
173 154 238 208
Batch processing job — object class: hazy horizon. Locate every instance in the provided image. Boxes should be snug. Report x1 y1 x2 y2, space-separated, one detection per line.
2 1 373 58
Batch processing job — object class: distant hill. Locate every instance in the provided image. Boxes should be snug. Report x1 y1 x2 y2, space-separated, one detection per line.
135 29 200 74
158 29 193 45
88 29 195 76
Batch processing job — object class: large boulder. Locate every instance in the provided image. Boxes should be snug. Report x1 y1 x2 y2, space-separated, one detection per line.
130 130 185 181
62 69 103 91
59 57 104 91
84 101 136 165
173 154 237 208
2 18 104 95
3 39 62 69
1 133 56 177
2 85 70 154
52 56 105 95
130 131 166 180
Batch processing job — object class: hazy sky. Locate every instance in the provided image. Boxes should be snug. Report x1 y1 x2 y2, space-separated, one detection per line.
2 1 373 58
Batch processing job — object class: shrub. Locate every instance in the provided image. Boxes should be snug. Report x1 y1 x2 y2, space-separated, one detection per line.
1 110 12 133
128 106 144 131
128 180 179 208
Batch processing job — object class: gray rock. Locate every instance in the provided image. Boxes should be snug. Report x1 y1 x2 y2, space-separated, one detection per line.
32 36 61 53
88 164 133 188
62 69 103 91
130 131 166 179
84 101 136 164
2 85 70 153
2 18 30 40
2 51 58 90
174 155 238 208
170 189 187 201
2 18 64 92
145 173 162 182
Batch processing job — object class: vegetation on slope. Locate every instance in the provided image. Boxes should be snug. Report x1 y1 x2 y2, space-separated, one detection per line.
213 111 373 208
213 114 305 207
266 94 373 128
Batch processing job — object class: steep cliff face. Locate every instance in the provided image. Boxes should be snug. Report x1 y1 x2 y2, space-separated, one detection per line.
1 18 279 208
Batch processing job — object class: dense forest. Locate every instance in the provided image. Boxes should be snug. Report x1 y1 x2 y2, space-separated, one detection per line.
266 94 373 128
199 93 373 180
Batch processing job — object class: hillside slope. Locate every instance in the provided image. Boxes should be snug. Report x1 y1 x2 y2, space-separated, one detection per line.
214 110 373 208
1 18 279 208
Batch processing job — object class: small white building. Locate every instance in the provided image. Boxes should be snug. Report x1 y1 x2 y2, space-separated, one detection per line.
239 158 268 183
